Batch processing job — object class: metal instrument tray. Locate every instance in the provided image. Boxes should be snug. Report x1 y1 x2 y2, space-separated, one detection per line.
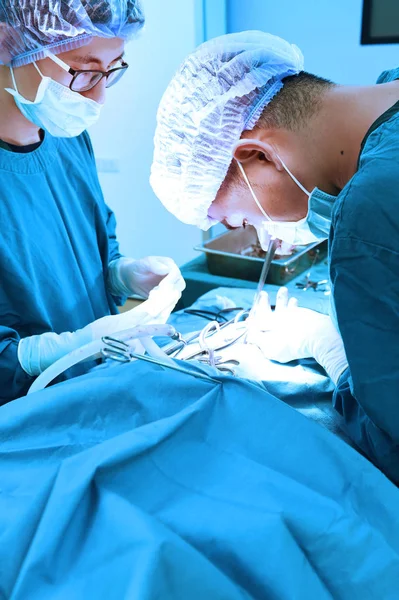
194 227 328 286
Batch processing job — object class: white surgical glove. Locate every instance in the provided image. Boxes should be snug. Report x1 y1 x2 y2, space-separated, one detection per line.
108 256 183 298
19 267 185 377
246 287 348 385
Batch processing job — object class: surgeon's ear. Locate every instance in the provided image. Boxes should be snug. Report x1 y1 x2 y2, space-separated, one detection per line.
233 139 284 171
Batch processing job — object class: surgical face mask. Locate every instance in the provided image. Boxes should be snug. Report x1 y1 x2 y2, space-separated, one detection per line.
234 149 336 247
5 62 102 138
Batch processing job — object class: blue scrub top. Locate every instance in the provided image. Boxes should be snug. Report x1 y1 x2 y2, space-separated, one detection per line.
0 131 123 402
331 67 399 483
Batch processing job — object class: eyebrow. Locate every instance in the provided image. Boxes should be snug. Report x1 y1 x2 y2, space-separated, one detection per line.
70 53 125 67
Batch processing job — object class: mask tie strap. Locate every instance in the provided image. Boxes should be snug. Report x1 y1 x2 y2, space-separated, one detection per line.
10 62 44 94
277 154 311 198
32 62 44 77
9 67 18 92
235 159 272 222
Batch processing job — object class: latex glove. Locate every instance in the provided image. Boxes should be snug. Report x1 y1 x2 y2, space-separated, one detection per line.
18 312 137 377
19 266 185 377
108 256 184 298
246 287 348 384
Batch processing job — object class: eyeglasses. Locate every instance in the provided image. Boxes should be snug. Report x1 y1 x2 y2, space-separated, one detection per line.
45 51 129 93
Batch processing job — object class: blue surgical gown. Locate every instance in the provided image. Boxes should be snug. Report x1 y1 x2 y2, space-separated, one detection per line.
0 131 123 402
331 67 399 483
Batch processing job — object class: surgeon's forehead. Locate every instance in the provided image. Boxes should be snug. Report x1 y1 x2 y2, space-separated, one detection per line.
59 37 125 67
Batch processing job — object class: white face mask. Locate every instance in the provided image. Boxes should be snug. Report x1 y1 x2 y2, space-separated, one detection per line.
5 62 102 138
234 144 336 247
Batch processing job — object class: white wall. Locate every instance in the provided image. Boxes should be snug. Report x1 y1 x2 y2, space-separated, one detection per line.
227 0 398 84
89 0 203 267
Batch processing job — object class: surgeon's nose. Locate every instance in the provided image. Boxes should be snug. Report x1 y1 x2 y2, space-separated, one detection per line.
82 77 107 105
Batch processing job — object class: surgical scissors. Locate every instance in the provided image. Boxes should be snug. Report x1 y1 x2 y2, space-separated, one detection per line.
101 312 250 377
101 335 221 383
101 336 132 363
102 329 186 362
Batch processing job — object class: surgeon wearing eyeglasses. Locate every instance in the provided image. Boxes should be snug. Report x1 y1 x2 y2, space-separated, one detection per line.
0 0 184 401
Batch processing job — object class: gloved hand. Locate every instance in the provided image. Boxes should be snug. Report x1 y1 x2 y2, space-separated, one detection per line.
246 287 348 384
108 256 184 298
19 266 185 377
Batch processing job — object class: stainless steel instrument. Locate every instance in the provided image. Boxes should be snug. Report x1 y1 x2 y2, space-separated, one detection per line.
194 226 327 285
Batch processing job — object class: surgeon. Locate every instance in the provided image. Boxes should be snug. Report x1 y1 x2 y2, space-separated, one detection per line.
150 31 399 483
0 0 184 402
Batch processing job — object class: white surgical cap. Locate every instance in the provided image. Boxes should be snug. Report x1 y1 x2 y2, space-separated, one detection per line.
0 0 144 67
150 31 304 230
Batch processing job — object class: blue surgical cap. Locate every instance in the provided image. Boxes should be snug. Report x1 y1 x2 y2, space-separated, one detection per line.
0 0 145 67
151 31 304 230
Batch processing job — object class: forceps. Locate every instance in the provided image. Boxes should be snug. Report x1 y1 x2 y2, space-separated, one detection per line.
102 328 185 363
196 323 239 375
101 335 221 383
163 329 203 357
164 310 250 359
295 278 329 292
252 237 279 309
197 355 240 375
180 312 249 368
295 248 329 292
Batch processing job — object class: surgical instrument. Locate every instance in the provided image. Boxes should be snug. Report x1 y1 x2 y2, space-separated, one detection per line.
163 310 250 358
183 306 245 323
252 237 279 309
294 248 329 292
28 323 179 395
296 278 329 292
101 336 221 383
179 324 248 362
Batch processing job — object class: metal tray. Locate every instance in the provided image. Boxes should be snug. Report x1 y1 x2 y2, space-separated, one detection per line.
194 227 328 286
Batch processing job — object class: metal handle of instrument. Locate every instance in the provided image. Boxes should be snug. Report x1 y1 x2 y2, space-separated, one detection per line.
252 237 279 309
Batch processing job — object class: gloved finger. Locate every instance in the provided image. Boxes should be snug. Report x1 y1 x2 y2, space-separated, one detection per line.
145 264 171 276
133 257 172 277
249 290 272 316
259 290 273 314
145 256 177 275
275 286 289 311
158 267 186 292
153 256 176 266
288 297 299 309
248 291 273 331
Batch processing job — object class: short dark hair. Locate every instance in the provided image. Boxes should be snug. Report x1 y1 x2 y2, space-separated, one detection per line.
255 71 334 132
220 71 334 191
